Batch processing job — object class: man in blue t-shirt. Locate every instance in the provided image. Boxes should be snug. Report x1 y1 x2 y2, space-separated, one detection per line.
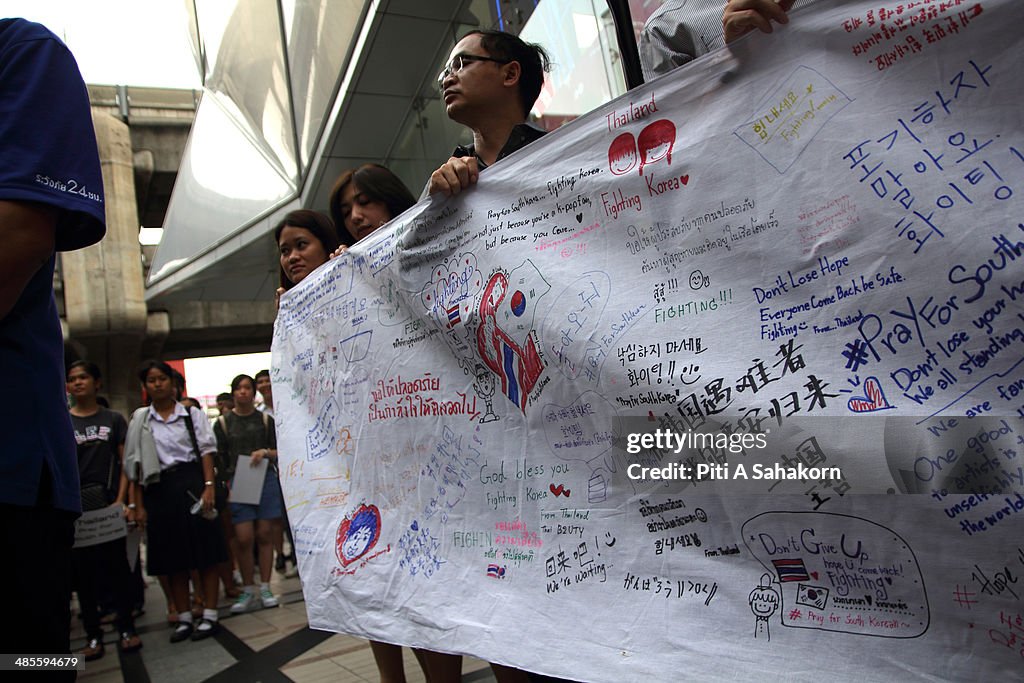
0 18 106 663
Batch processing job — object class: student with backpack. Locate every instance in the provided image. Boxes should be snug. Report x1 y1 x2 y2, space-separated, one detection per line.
214 374 283 612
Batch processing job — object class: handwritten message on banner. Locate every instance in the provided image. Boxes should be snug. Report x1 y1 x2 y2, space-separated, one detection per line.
73 504 127 549
272 1 1024 678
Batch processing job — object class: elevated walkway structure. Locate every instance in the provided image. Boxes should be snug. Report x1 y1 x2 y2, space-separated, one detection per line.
145 0 638 324
63 0 643 404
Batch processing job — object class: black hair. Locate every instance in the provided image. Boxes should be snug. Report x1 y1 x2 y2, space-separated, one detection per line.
273 209 341 290
67 360 102 382
328 164 416 245
216 392 234 403
255 369 271 381
137 359 176 385
180 397 203 411
230 374 256 393
463 30 551 118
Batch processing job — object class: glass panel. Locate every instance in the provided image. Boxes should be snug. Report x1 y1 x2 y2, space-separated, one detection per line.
283 0 365 170
184 0 205 85
195 0 297 183
522 0 628 130
147 96 295 284
193 0 233 83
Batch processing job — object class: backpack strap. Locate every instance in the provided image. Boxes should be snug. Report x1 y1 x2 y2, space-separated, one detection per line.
182 407 203 460
102 409 117 496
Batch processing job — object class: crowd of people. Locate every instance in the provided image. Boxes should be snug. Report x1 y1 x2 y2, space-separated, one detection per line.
1 0 797 680
66 359 297 655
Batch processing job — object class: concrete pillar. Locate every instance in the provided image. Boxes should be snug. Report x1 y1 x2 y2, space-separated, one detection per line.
61 111 148 416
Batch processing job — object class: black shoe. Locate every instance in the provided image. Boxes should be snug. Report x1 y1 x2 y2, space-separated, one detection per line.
190 618 219 641
170 621 194 643
275 553 286 572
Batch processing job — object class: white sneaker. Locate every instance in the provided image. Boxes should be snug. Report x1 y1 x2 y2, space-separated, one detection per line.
232 570 243 586
260 588 279 608
230 591 256 614
284 561 299 578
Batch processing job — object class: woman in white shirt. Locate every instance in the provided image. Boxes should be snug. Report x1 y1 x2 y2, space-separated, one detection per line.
126 360 227 643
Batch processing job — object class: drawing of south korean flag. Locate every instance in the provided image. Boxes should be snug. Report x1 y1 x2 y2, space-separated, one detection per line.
501 259 550 349
796 583 829 610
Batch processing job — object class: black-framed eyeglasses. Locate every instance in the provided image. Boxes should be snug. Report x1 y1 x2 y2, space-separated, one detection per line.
436 54 510 89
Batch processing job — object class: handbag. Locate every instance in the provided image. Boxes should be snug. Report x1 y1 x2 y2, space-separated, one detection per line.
80 482 111 512
80 427 117 512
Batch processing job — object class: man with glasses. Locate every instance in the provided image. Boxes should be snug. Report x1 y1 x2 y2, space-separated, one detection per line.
427 30 550 197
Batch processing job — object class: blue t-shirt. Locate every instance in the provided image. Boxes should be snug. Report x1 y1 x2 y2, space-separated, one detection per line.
0 19 106 512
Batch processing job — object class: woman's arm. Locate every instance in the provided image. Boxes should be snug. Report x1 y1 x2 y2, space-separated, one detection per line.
200 452 217 511
115 442 132 519
132 480 146 529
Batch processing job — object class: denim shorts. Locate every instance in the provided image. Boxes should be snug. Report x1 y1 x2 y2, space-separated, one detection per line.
230 468 285 523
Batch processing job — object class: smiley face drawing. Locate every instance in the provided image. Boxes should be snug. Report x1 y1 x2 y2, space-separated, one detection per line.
637 119 677 175
749 573 781 640
689 269 706 290
608 132 638 175
335 503 382 567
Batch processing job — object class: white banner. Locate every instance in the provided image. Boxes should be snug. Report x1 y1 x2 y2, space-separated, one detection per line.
272 1 1023 679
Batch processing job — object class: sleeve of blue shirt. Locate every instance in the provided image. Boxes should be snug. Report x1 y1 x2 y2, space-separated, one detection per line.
0 18 106 248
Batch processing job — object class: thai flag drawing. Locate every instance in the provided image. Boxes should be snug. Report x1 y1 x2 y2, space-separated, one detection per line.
771 558 811 583
487 564 506 579
420 254 483 331
447 304 461 328
477 265 547 412
501 341 525 408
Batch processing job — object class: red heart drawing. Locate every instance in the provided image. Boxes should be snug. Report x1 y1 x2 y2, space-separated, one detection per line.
550 483 571 497
680 174 690 185
847 376 893 413
810 571 819 581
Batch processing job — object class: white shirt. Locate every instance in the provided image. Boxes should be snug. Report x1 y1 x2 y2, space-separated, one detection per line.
148 403 217 469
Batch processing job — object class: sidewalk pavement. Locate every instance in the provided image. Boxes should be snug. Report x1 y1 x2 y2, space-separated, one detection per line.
72 565 497 682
